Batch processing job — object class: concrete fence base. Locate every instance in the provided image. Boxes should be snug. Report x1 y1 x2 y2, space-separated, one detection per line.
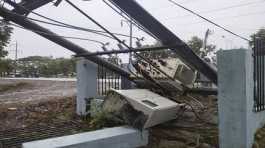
22 126 148 148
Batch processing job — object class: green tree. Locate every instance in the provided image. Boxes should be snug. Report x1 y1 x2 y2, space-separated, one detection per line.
0 20 13 58
136 36 216 62
187 36 216 59
0 59 14 76
250 28 265 46
0 20 13 76
187 36 203 55
18 56 77 77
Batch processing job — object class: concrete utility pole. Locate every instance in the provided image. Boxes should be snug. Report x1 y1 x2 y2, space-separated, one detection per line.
129 19 133 63
203 29 212 51
121 19 133 63
15 41 18 76
110 0 218 85
8 41 19 76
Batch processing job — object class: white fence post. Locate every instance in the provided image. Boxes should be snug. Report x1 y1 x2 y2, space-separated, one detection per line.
76 58 97 116
218 49 265 148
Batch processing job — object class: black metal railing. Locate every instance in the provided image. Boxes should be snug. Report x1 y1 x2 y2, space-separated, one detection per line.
253 38 265 112
97 64 121 96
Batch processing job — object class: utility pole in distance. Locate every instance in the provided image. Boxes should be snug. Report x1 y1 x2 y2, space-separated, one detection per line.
121 19 133 63
15 41 18 62
15 41 18 76
8 41 19 77
129 18 133 63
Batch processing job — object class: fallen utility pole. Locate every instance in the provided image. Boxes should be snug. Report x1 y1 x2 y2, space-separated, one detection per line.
0 4 217 96
75 45 183 57
188 87 217 95
12 0 53 15
109 0 218 85
0 6 132 80
0 5 193 97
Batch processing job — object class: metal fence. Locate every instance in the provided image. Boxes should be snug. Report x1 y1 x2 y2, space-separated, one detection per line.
253 38 265 112
97 65 121 96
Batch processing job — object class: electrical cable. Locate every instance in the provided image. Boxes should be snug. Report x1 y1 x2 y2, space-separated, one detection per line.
102 0 158 40
25 7 265 38
65 0 177 82
27 18 114 39
3 0 142 40
9 22 109 45
183 99 217 126
102 0 144 73
168 0 251 42
164 0 265 21
173 10 265 27
2 0 157 87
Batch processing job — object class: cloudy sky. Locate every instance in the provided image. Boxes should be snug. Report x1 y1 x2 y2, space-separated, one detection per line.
4 0 265 61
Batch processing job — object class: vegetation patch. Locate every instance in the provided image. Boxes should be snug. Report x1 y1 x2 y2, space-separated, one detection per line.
253 125 265 148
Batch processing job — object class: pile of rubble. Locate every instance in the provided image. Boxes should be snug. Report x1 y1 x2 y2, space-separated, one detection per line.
91 90 218 148
146 95 218 148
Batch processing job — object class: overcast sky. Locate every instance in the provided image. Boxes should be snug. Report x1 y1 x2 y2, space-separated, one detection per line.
4 0 265 61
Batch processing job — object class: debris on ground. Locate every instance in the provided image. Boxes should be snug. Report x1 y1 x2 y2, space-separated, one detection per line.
91 90 219 148
0 96 80 131
0 93 91 148
90 91 147 130
145 95 219 148
253 125 265 148
0 79 249 148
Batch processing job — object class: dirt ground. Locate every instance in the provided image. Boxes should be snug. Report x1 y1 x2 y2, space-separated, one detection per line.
1 78 264 148
0 78 78 130
0 78 220 148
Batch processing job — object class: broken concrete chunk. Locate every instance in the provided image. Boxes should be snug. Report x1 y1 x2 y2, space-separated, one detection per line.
102 89 182 129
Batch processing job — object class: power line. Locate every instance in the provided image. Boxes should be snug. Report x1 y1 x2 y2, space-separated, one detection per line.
3 0 142 40
26 17 115 39
6 0 263 39
168 0 251 42
65 0 178 82
29 17 140 40
149 0 203 11
173 10 265 27
10 23 109 45
102 0 157 40
164 0 265 21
